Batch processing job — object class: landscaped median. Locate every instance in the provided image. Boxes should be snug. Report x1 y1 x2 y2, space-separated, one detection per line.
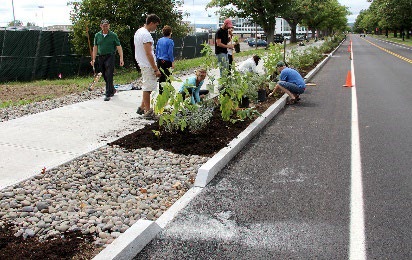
0 35 345 259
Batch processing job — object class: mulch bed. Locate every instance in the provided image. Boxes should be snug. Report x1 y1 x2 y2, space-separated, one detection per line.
110 95 280 157
0 222 97 260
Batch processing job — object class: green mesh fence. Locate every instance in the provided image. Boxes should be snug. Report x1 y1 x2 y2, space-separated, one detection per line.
0 29 91 82
0 29 209 83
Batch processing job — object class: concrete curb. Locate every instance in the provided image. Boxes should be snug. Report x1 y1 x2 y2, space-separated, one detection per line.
155 187 203 229
92 219 161 260
91 188 203 260
92 40 344 259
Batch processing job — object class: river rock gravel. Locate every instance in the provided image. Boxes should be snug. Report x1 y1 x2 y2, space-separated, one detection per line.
0 145 209 247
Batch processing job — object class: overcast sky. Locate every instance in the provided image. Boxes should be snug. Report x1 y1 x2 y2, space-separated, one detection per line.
0 0 371 27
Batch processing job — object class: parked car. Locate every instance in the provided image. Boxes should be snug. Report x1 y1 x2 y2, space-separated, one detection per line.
296 35 307 42
244 37 254 43
273 34 285 43
248 39 268 47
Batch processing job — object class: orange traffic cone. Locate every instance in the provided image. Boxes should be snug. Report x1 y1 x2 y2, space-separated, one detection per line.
343 71 353 87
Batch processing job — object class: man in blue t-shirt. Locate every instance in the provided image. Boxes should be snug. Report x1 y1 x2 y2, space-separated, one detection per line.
269 61 306 104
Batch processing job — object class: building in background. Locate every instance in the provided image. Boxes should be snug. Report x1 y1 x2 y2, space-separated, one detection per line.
217 17 307 38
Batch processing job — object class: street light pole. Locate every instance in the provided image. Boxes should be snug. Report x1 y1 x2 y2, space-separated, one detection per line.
38 5 45 28
12 0 16 26
192 0 196 34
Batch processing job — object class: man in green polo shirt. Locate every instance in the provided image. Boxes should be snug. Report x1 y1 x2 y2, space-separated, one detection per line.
91 19 124 101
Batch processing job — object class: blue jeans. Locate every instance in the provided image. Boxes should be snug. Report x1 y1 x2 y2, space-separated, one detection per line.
216 53 229 77
278 81 305 94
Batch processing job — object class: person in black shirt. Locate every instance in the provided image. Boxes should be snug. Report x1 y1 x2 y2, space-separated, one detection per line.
215 18 234 78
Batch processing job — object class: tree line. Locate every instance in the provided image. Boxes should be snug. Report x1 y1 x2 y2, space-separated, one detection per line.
207 0 349 43
68 0 350 68
353 0 412 39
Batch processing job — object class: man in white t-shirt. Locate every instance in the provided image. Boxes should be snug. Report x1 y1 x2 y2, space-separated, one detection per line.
134 14 161 120
238 55 261 74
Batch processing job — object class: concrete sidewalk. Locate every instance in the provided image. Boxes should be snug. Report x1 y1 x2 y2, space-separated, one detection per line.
0 90 141 190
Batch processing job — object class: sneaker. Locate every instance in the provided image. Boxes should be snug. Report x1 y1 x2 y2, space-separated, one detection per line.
136 107 144 115
143 108 157 120
104 96 110 101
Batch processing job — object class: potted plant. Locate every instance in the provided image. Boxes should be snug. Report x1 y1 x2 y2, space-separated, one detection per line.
247 73 268 102
233 36 240 53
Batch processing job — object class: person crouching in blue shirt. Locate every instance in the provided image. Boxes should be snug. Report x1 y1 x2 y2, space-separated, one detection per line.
269 61 306 104
179 69 209 104
156 25 175 94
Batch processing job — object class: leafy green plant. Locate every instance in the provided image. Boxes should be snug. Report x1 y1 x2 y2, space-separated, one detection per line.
153 65 216 134
200 43 217 71
154 86 215 134
217 69 262 121
262 43 283 75
175 101 215 133
232 35 239 43
236 107 261 122
287 46 322 71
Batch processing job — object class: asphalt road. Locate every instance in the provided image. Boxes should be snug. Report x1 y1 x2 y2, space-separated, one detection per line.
353 35 412 259
134 35 412 259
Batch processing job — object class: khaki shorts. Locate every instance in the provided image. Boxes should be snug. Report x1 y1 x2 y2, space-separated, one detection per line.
141 67 158 91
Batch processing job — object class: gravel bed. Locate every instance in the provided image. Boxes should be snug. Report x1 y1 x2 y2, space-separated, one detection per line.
0 145 209 247
0 68 212 251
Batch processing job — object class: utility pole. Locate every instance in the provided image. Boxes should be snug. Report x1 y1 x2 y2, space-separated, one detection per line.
12 0 16 26
192 0 196 34
38 5 44 28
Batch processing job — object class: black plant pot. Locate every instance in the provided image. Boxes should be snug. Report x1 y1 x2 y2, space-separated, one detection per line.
239 96 249 108
234 43 240 53
257 89 267 102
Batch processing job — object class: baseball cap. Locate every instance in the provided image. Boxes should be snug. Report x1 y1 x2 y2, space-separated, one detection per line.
223 18 233 28
276 61 285 67
101 19 109 24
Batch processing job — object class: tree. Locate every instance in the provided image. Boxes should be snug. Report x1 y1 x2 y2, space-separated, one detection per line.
279 0 317 43
356 0 412 39
206 0 285 44
300 0 348 39
68 0 188 67
318 0 349 35
7 20 23 26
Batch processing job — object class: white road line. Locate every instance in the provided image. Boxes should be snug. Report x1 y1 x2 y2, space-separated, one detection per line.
349 41 367 260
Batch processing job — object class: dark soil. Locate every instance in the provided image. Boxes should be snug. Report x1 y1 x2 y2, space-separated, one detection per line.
0 222 97 260
110 95 280 157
